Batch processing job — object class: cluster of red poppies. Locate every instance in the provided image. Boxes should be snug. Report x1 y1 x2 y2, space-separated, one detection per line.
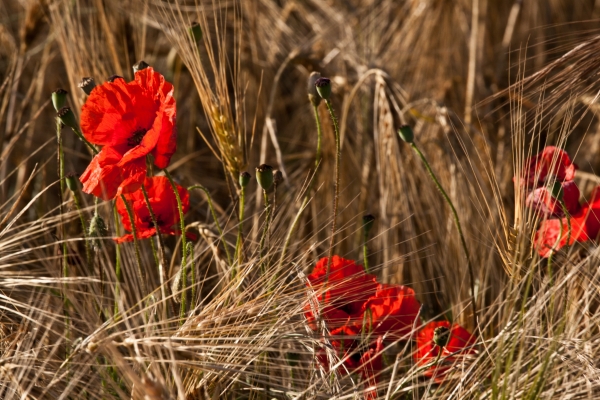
77 67 191 243
517 146 600 257
304 256 477 396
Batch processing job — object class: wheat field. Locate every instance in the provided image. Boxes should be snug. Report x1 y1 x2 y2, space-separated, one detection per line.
2 0 600 399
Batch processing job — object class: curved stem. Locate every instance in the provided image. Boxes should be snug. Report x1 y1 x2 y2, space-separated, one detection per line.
188 185 232 266
410 142 478 329
324 99 341 281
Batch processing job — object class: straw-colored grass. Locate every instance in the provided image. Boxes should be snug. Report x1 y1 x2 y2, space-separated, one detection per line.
2 0 600 398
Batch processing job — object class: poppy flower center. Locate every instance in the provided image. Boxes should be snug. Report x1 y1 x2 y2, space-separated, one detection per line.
127 128 148 147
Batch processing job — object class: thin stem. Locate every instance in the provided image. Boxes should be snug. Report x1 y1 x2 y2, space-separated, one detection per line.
259 190 271 273
278 104 323 269
235 185 246 273
410 142 478 329
188 242 196 306
188 185 232 265
57 118 70 359
324 99 341 281
119 194 146 295
71 188 92 271
313 104 323 170
71 126 98 155
113 205 121 317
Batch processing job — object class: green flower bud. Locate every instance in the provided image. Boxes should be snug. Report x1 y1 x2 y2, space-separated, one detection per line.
133 60 150 73
433 325 451 348
307 71 322 107
239 171 251 188
52 88 68 112
398 125 414 143
314 77 331 100
57 107 79 131
551 181 564 202
65 172 78 192
189 21 203 43
362 214 375 235
255 164 274 191
78 77 96 95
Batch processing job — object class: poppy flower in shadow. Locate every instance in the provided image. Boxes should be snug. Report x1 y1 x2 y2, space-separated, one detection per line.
535 186 600 257
115 176 191 244
80 67 176 200
360 284 421 340
518 146 577 188
304 256 377 330
526 180 581 218
413 321 476 383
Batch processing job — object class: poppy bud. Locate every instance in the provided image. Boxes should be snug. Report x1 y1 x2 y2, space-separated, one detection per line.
88 212 108 252
107 75 124 83
550 181 564 202
314 77 331 101
239 171 251 188
433 325 451 348
78 77 96 95
255 164 274 191
398 125 414 143
189 21 203 43
273 169 283 187
57 107 79 131
362 214 375 235
133 60 150 73
52 88 68 112
307 71 322 107
65 172 78 192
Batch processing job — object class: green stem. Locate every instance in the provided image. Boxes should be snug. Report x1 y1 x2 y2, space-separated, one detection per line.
113 205 121 317
259 190 271 274
71 189 92 271
119 194 146 296
235 185 246 274
71 126 98 155
57 118 70 360
188 185 232 265
324 99 341 282
278 103 324 269
410 142 478 329
313 104 323 170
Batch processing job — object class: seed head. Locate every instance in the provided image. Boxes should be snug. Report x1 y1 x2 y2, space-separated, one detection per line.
57 107 79 131
398 125 414 143
189 21 203 43
107 75 124 83
51 88 68 112
78 77 96 95
133 60 150 73
314 77 331 100
433 325 451 348
65 172 78 192
255 164 274 191
239 171 251 188
307 72 322 107
362 214 375 235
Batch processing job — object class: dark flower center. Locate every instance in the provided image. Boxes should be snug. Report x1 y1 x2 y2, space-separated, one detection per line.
127 128 148 147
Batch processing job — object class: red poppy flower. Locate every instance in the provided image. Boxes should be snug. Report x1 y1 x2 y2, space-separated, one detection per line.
79 67 176 200
304 256 378 330
115 176 190 244
526 180 581 218
535 186 600 257
518 146 577 188
413 321 476 383
361 284 421 340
